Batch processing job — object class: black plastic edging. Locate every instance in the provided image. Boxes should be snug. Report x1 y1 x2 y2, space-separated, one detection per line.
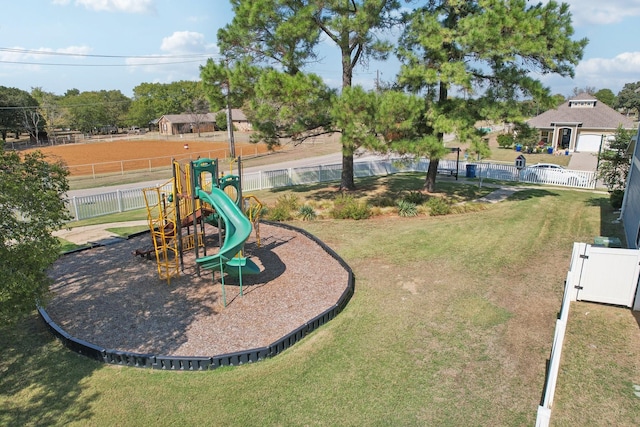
39 221 354 371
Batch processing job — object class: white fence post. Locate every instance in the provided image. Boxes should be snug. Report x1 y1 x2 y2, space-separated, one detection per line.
117 190 124 213
72 196 79 221
66 157 598 221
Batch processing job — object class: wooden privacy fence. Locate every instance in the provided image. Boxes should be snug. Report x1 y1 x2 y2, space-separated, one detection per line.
65 157 596 221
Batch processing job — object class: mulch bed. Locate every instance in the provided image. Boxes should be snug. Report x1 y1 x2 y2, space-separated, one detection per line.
44 223 350 358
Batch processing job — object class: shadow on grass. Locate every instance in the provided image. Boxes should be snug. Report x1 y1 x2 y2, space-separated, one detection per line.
0 315 100 425
584 196 626 243
267 173 496 204
507 188 559 201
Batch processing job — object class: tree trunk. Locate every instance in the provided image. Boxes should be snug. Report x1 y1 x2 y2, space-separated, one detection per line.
423 81 449 193
424 158 439 192
339 40 355 191
340 153 355 191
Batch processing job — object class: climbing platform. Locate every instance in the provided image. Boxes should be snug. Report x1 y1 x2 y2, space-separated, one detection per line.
142 180 179 284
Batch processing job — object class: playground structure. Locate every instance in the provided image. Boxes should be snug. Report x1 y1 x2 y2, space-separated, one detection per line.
142 156 263 305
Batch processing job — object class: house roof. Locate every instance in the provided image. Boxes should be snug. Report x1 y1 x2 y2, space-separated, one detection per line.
527 93 636 131
159 113 216 124
214 109 248 121
159 109 248 123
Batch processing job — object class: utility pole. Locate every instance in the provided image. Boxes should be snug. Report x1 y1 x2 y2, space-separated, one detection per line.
226 100 235 158
224 60 236 159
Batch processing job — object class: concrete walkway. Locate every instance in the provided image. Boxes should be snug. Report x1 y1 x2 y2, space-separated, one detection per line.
568 151 599 171
54 220 148 246
475 187 520 203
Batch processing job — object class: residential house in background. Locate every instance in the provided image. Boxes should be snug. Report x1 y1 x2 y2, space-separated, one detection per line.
527 93 636 153
221 109 252 132
157 109 252 136
158 113 216 136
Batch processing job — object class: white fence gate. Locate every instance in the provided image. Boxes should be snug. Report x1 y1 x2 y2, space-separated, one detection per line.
571 243 640 308
537 242 640 426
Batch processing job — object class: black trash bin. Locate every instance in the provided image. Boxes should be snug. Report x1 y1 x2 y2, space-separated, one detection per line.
465 164 476 178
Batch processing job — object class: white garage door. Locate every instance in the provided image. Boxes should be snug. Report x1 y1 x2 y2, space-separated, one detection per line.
577 134 601 152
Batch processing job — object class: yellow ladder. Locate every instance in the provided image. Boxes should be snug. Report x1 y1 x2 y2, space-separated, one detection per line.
142 180 179 284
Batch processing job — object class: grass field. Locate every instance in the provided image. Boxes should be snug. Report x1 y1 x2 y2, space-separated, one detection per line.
2 173 639 426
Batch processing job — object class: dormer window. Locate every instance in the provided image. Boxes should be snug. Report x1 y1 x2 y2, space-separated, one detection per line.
569 100 597 108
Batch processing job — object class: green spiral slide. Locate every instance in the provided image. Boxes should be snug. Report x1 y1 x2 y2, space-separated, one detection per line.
195 187 260 276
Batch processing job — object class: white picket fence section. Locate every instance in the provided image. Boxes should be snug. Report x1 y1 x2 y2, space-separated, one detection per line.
65 157 596 221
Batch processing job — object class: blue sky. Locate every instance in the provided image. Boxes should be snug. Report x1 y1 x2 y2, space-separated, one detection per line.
1 0 639 99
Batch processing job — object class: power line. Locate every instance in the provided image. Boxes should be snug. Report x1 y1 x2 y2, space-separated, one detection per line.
0 59 208 67
0 47 213 59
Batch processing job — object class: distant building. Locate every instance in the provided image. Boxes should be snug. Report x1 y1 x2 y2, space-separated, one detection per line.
527 93 636 153
158 113 216 136
157 109 252 136
217 109 252 132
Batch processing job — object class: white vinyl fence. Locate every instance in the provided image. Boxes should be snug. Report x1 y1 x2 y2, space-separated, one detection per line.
536 242 640 426
536 243 581 426
66 157 596 221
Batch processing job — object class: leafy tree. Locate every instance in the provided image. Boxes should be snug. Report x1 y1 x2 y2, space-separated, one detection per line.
60 91 103 133
594 88 616 107
184 97 211 137
200 58 260 113
31 88 67 144
513 122 539 151
212 111 225 131
217 0 319 75
247 70 335 147
571 86 596 96
21 106 44 144
331 86 379 155
0 143 71 323
217 0 402 190
0 86 38 143
552 93 566 106
597 125 632 192
101 90 131 130
616 81 640 116
397 0 586 191
60 90 129 133
128 81 204 127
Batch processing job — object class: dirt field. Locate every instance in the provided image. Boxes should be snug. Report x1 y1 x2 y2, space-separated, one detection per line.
24 138 274 176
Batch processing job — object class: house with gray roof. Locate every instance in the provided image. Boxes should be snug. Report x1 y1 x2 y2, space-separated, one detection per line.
527 93 636 153
157 109 251 135
158 113 216 136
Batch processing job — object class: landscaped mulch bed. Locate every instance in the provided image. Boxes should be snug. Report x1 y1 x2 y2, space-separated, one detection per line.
44 223 350 358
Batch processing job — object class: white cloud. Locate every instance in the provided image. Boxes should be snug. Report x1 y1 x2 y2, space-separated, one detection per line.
160 31 207 53
560 0 640 25
578 52 640 75
540 51 640 96
574 52 640 91
54 0 156 14
124 32 214 82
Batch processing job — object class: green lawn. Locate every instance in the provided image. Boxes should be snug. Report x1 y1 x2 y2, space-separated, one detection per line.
2 175 637 426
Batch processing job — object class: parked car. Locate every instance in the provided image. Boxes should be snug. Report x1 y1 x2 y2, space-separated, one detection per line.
522 163 587 186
